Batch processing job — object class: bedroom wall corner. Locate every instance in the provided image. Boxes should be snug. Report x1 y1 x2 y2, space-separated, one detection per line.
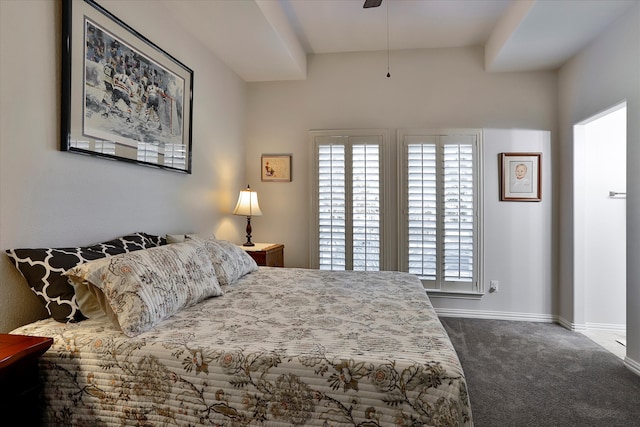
431 128 556 317
247 46 558 317
0 258 49 332
0 0 248 332
557 2 640 370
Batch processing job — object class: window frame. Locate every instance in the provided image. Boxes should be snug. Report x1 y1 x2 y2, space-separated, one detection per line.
309 129 390 271
309 128 483 298
397 129 484 297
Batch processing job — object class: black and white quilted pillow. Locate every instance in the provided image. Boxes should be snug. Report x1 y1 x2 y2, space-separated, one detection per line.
6 232 166 323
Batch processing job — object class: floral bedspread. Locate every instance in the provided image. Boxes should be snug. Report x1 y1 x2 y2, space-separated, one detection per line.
12 267 472 426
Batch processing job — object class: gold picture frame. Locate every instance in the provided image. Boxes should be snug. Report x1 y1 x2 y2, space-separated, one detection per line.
499 152 542 201
261 155 292 182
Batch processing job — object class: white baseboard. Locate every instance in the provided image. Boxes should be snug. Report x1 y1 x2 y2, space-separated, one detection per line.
439 312 627 335
556 316 588 332
624 357 640 377
435 308 556 323
555 317 626 333
585 322 626 332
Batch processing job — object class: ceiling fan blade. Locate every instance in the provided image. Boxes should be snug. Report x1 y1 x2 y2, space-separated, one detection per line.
363 0 382 8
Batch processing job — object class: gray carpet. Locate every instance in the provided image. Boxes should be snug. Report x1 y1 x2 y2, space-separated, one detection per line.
440 318 640 427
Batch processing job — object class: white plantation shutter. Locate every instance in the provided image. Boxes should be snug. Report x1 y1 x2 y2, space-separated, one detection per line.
311 128 480 294
352 143 380 270
442 137 475 282
312 132 384 271
406 138 438 279
318 143 346 270
401 130 480 293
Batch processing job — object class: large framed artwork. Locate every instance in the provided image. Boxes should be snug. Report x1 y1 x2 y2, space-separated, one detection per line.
499 152 542 201
61 0 194 173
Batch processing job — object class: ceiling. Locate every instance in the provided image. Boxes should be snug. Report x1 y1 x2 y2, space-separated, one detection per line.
162 0 637 82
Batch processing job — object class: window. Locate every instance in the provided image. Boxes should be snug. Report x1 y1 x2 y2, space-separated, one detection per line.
310 130 386 271
399 129 482 294
310 128 482 296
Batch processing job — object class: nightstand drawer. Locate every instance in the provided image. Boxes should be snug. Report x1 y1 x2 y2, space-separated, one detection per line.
240 243 284 267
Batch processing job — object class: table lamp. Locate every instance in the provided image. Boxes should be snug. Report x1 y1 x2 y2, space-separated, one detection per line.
233 185 263 246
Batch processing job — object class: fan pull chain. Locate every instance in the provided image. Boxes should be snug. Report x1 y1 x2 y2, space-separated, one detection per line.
386 1 390 77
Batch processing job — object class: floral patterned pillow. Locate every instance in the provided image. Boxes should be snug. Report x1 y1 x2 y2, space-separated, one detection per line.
195 238 258 286
64 239 223 337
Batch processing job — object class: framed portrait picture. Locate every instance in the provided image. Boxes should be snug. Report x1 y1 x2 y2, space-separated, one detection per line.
61 0 194 173
261 155 292 182
499 152 542 201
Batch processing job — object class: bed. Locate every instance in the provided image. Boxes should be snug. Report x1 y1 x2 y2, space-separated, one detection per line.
7 234 472 426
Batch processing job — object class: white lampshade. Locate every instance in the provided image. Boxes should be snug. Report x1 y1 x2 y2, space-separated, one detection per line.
233 186 263 217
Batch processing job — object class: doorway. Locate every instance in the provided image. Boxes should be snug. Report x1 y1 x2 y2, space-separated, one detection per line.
573 102 627 355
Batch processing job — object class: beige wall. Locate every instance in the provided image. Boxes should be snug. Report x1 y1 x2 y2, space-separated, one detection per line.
0 0 248 332
247 46 560 318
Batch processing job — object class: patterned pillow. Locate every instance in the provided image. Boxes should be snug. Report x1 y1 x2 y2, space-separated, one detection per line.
5 232 164 323
64 239 223 337
196 238 258 286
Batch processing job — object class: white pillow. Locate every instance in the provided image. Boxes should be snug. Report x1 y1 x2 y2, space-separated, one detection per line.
166 233 216 244
71 279 109 321
196 238 258 286
65 239 223 336
71 279 116 323
165 233 187 244
184 233 216 242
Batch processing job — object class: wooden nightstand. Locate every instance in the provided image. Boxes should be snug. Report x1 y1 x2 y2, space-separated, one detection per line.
0 334 54 425
240 243 284 267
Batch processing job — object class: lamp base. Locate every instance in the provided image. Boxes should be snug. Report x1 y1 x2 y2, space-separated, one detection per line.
243 216 255 247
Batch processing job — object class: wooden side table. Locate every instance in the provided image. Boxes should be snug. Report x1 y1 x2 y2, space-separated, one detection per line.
240 243 284 267
0 334 54 425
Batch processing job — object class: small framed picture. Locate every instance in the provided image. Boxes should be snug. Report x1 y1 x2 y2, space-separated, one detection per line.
261 155 292 182
499 152 541 201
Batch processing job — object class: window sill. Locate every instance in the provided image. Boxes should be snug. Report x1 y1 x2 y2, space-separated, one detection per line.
426 290 484 300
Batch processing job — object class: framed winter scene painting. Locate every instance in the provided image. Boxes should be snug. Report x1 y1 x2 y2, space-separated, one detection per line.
61 0 193 173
